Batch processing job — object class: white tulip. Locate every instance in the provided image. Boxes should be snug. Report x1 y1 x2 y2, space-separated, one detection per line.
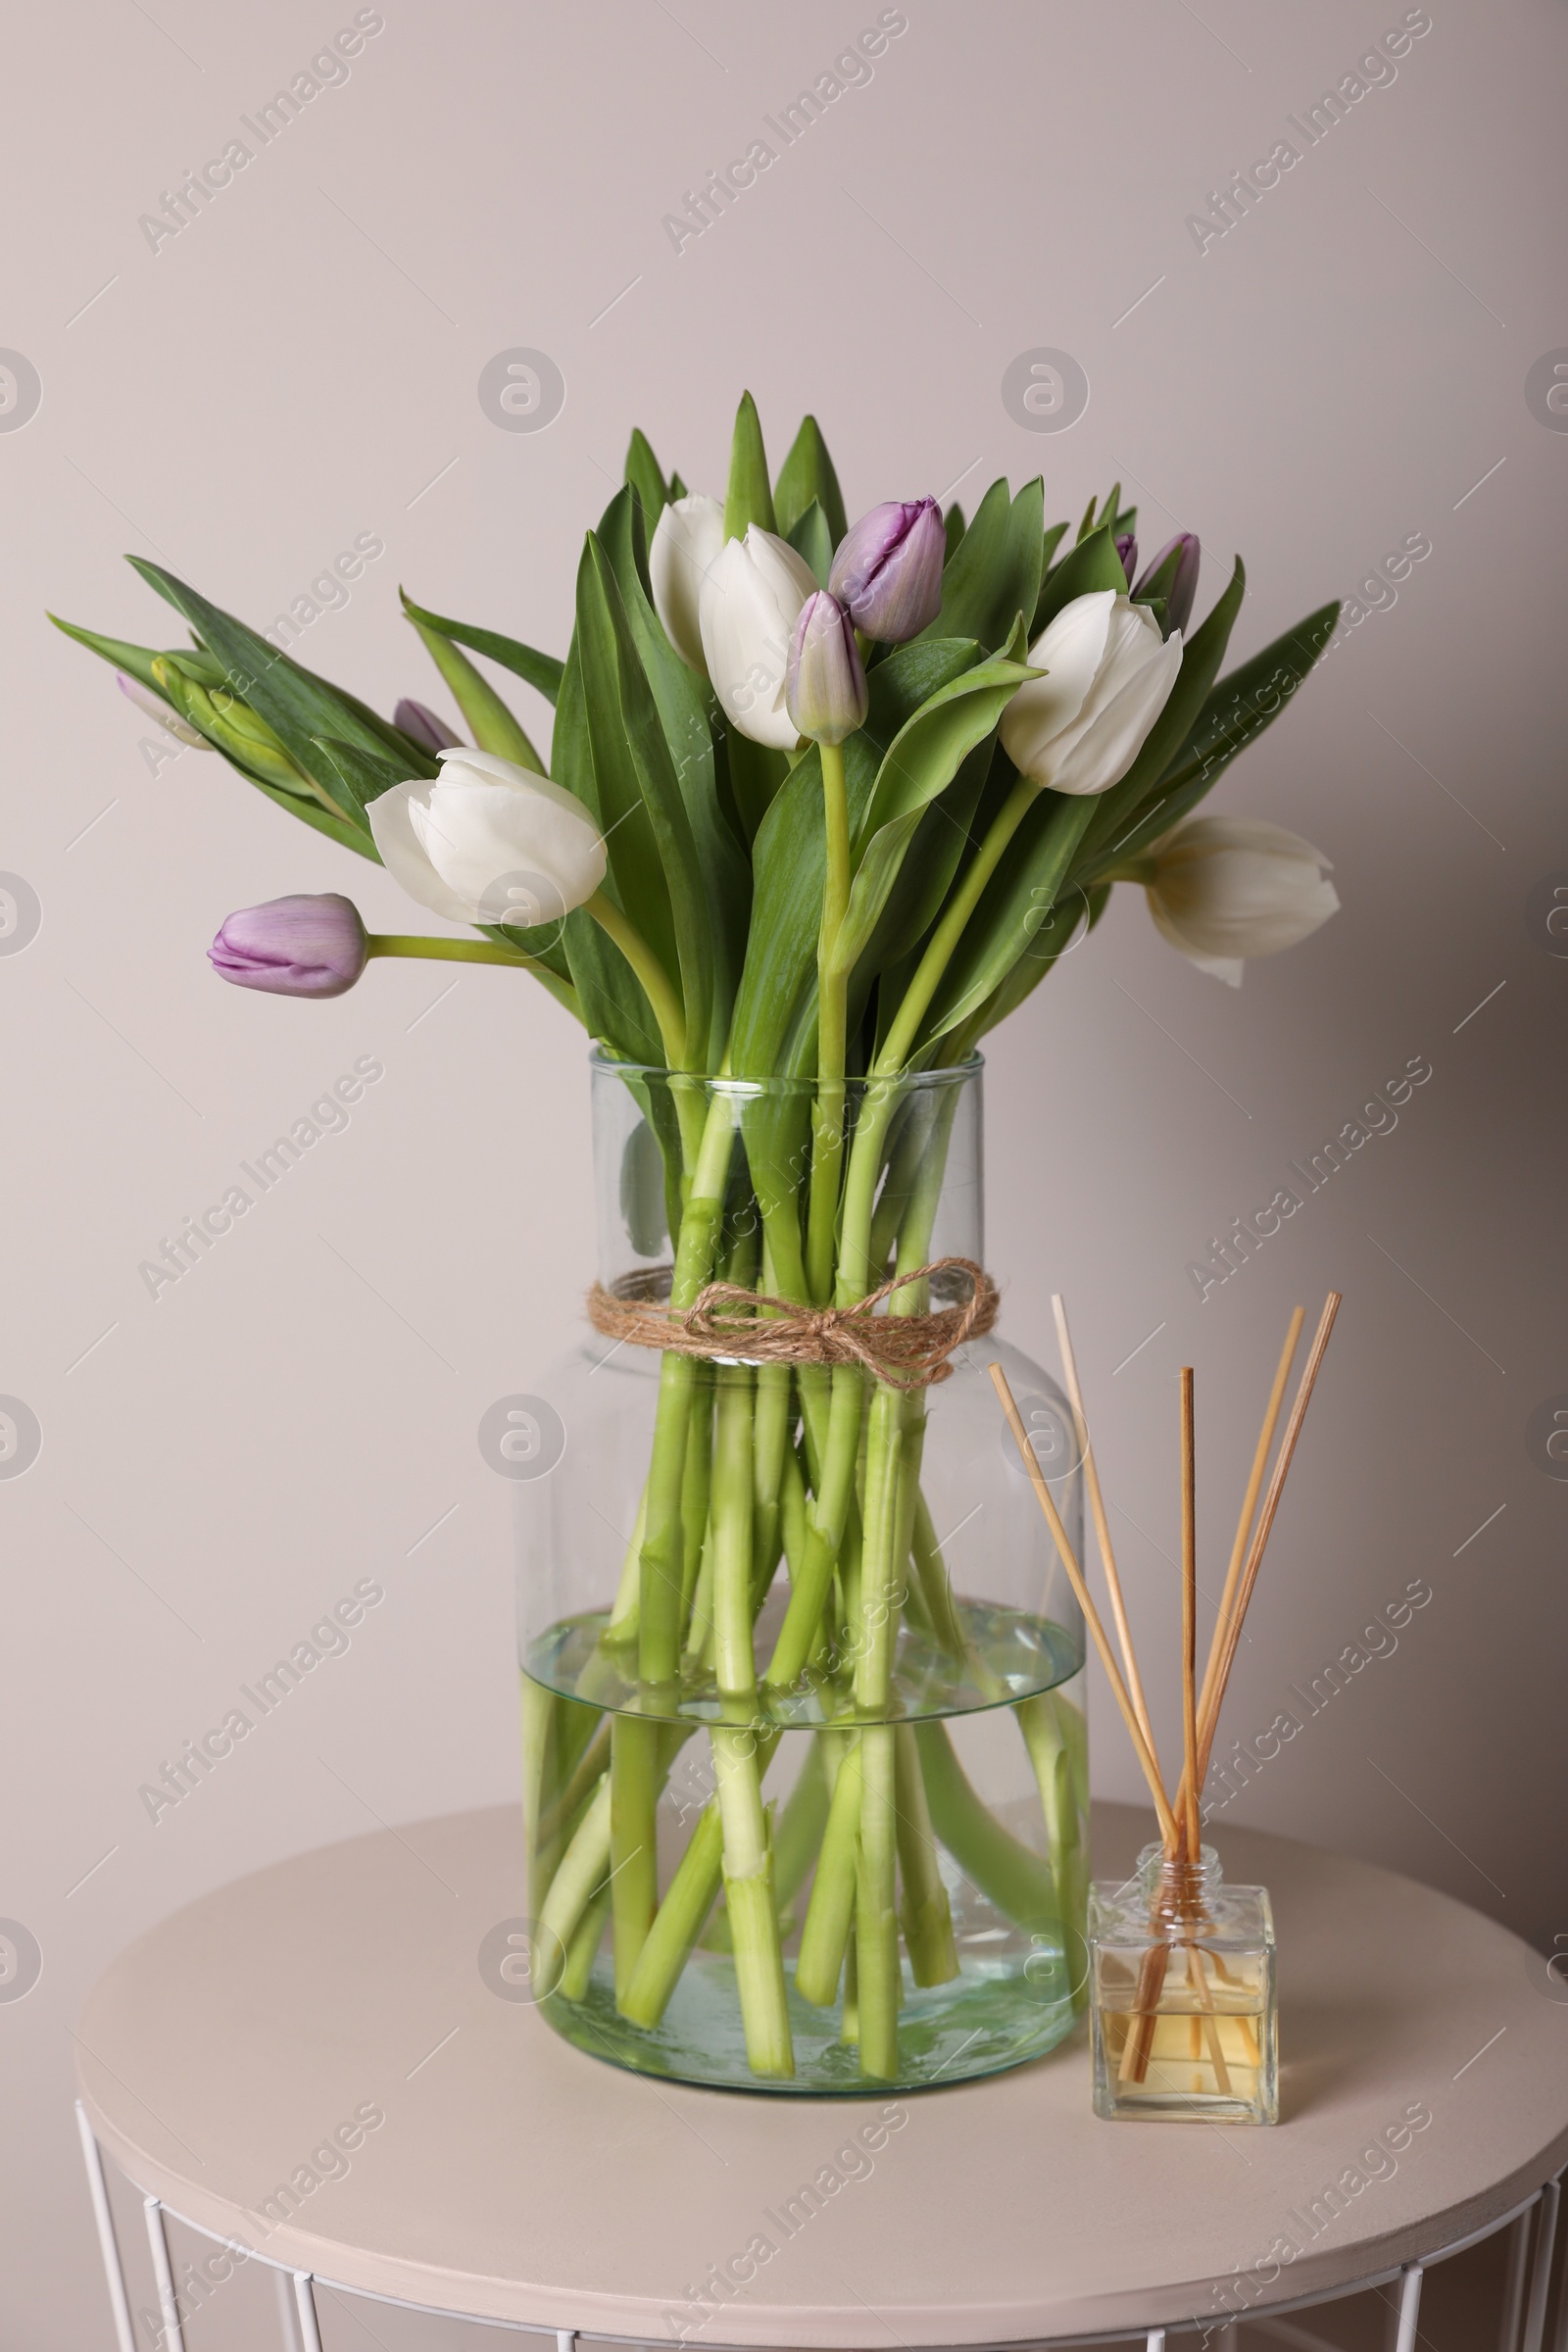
698 525 819 750
650 493 725 676
1001 590 1184 797
1143 814 1340 986
368 748 606 928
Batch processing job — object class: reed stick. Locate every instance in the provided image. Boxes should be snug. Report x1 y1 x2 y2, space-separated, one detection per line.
1179 1367 1199 1859
1052 1297 1163 1784
1196 1306 1303 1738
989 1363 1179 1851
1195 1293 1341 1787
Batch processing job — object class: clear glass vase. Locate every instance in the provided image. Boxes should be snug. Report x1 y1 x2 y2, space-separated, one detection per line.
514 1054 1087 2093
1088 1842 1278 2123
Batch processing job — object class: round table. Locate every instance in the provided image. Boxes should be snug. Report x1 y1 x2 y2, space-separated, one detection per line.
74 1802 1568 2351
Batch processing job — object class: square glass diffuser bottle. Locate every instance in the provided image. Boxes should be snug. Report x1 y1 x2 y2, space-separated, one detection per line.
1088 1841 1277 2124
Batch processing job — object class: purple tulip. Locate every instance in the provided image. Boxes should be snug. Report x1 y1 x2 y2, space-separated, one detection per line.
785 591 868 747
1115 533 1138 587
828 498 945 643
1133 532 1201 635
209 894 368 999
393 697 461 754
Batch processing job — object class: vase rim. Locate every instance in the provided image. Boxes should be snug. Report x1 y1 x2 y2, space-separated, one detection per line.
587 1047 984 1093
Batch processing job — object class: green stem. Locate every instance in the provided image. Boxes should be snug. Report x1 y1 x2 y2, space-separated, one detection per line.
586 888 688 1070
638 1096 735 1683
619 1800 725 2026
710 1365 758 1695
1015 1690 1090 2008
771 1739 831 1919
679 1369 714 1639
751 1363 792 1611
911 1490 966 1659
762 1365 862 1691
894 1724 958 1986
913 1721 1061 1941
856 1725 901 2079
712 1725 793 2075
874 774 1037 1076
610 1714 662 1998
795 1735 862 2005
366 934 537 965
536 1774 612 1995
807 739 853 1302
560 1880 613 2000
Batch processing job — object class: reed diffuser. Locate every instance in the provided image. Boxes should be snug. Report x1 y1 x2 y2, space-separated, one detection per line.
991 1292 1340 2123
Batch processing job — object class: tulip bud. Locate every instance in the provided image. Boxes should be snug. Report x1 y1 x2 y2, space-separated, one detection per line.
1115 533 1138 587
151 656 316 797
393 698 461 754
118 672 212 748
650 493 725 676
1133 533 1200 635
1000 590 1184 798
786 592 868 747
828 498 945 642
1141 815 1339 985
368 747 608 926
209 894 368 999
698 525 818 749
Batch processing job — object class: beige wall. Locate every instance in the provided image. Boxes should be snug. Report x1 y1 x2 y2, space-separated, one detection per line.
2 0 1564 2342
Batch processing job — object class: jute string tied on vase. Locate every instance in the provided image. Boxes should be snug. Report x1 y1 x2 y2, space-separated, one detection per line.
586 1256 1000 1393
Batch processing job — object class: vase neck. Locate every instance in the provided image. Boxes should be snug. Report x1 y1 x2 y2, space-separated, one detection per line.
588 1058 985 1296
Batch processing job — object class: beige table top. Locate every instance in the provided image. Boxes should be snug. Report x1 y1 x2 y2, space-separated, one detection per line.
76 1801 1568 2346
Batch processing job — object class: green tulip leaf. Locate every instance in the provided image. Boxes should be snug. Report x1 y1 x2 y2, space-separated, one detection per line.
402 601 545 772
576 530 712 1064
243 770 382 860
549 648 667 1061
47 615 167 695
773 415 848 546
850 733 993 1002
624 428 671 538
919 478 1044 654
916 785 1098 1048
1030 521 1128 637
946 879 1110 1057
1095 600 1342 871
1073 556 1249 877
124 559 436 785
1028 523 1070 631
723 726 789 848
724 390 777 540
395 593 565 708
787 499 835 590
595 485 748 1067
728 638 982 1079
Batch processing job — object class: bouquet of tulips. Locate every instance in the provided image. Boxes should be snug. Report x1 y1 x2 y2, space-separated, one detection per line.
56 393 1339 2086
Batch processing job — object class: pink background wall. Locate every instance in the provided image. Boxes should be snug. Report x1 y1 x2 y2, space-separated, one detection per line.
2 1 1563 2340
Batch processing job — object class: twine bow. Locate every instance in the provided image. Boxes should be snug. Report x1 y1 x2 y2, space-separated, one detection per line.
587 1256 999 1392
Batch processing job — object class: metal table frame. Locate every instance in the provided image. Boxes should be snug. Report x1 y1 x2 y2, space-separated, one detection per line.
76 2100 1565 2352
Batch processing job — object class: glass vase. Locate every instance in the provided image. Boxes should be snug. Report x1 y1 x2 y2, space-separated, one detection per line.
514 1054 1088 2094
1088 1841 1278 2123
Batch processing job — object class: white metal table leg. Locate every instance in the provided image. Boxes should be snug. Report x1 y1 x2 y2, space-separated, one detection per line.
143 2196 187 2352
1147 2330 1165 2349
1525 2178 1561 2352
74 2103 136 2352
290 2270 325 2352
1389 2263 1425 2352
273 2263 307 2350
1502 2208 1536 2352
